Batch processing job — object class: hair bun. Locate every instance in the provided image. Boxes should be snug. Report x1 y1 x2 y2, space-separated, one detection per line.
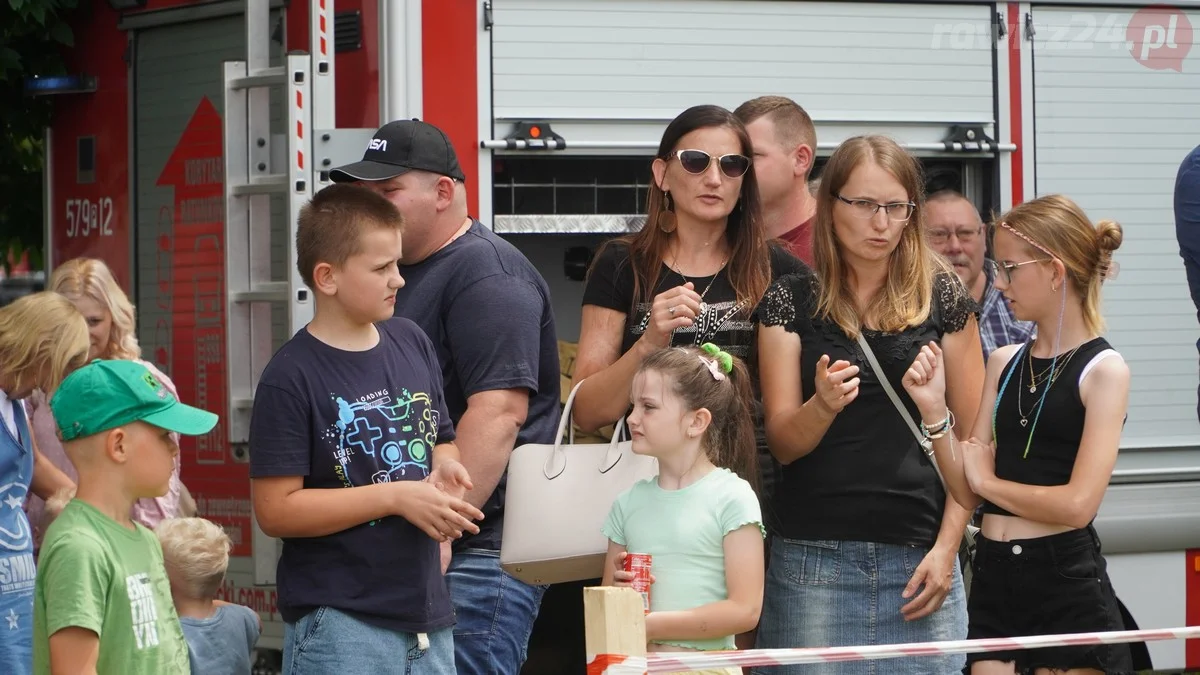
1093 219 1123 281
1094 219 1124 253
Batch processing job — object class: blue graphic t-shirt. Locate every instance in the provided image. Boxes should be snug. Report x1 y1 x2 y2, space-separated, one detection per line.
248 319 456 633
0 395 34 675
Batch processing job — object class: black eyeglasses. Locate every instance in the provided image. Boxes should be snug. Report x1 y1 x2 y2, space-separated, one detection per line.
668 149 751 179
835 194 916 222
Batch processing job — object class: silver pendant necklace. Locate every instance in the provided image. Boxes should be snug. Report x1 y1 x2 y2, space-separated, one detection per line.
671 253 727 316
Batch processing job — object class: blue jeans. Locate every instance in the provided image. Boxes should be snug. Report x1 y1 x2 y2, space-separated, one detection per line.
753 537 968 675
283 606 454 675
446 548 547 675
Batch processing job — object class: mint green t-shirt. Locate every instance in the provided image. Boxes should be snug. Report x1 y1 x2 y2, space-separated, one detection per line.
33 500 190 675
601 467 765 651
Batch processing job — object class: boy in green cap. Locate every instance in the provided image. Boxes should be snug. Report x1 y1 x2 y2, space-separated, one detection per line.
33 359 219 675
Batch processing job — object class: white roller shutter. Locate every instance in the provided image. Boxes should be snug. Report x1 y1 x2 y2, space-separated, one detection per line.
490 0 997 149
1031 6 1200 448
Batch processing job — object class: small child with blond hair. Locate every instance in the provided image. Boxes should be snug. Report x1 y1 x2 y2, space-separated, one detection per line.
156 517 261 675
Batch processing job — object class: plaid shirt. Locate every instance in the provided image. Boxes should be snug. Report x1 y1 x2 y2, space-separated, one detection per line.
978 260 1036 361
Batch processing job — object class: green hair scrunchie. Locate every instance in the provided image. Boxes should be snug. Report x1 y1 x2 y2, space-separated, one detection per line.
700 342 734 374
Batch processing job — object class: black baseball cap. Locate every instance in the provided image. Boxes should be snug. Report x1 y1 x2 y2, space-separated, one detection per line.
329 119 466 183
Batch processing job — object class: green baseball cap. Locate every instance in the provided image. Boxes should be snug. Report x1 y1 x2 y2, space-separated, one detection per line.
50 360 218 442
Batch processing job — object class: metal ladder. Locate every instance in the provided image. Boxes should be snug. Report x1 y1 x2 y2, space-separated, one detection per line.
221 0 334 586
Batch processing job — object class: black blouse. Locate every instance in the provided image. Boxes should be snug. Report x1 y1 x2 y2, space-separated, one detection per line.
755 266 978 547
582 241 806 360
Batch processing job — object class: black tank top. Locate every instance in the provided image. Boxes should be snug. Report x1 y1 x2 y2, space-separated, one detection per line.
982 337 1119 517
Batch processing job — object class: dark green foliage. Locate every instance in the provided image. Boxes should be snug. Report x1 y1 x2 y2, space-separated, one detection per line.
0 0 82 272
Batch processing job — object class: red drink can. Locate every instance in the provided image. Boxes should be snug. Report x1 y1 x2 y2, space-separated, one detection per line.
624 553 652 614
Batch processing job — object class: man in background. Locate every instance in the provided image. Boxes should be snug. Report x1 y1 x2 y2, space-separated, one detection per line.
735 96 818 265
925 189 1033 362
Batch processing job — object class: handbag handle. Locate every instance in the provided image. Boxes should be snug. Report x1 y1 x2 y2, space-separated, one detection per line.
854 333 949 490
544 379 629 480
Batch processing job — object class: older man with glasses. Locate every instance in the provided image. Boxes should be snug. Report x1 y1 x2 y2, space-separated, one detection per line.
925 189 1034 361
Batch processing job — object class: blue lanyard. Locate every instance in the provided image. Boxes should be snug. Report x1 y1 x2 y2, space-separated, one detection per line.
992 341 1057 459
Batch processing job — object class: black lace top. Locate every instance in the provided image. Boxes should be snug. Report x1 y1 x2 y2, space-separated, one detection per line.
755 266 978 547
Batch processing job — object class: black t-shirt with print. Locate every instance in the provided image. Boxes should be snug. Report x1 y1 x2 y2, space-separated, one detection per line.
754 266 978 547
248 318 455 633
582 241 806 359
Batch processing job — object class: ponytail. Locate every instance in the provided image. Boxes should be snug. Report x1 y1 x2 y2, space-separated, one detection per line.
712 356 760 493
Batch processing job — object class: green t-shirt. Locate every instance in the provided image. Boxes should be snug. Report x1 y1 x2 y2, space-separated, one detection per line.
602 467 765 651
33 500 190 675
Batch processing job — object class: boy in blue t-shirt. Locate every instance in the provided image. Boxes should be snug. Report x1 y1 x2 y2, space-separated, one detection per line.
248 184 484 674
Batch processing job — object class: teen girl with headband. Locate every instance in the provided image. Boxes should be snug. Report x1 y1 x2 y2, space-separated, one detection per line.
903 194 1133 674
0 292 89 674
603 344 764 675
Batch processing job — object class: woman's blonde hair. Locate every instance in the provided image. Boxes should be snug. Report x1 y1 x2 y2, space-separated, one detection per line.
0 292 90 396
812 135 956 337
156 517 232 600
995 194 1122 335
50 258 141 360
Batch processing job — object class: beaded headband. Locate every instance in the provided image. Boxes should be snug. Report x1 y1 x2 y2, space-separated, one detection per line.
997 221 1119 281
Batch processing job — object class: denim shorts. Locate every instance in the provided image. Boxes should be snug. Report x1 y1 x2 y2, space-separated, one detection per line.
967 527 1134 673
753 537 967 675
283 606 455 675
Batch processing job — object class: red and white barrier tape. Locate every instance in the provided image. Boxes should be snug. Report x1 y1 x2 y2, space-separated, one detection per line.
587 626 1200 673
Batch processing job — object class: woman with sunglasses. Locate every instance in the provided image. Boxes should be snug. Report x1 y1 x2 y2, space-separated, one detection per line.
546 104 801 669
905 195 1132 674
752 135 984 674
575 104 802 432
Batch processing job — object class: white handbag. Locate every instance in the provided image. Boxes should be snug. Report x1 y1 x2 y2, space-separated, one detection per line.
500 379 659 585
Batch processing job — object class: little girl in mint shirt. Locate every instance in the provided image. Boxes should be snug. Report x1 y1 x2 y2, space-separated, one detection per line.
602 344 765 675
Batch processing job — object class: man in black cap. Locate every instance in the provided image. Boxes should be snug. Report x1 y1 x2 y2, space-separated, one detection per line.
331 120 559 674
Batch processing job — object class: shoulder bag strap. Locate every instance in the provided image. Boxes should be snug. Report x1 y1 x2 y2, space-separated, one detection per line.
855 333 978 558
854 332 948 489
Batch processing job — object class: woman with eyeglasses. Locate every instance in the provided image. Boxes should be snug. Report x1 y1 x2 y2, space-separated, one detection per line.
752 135 984 674
544 104 801 669
906 195 1132 675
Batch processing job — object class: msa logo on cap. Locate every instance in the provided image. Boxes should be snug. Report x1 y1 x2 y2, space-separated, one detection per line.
367 138 388 152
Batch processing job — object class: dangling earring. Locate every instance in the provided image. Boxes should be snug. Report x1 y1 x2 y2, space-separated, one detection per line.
657 190 677 233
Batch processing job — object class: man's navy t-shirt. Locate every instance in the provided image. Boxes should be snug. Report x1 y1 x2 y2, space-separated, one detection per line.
395 220 560 551
248 318 455 632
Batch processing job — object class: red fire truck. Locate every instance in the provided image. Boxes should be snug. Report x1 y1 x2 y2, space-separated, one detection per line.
38 0 1200 670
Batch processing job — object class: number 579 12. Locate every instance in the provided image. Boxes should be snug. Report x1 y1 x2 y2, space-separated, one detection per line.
65 197 114 238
